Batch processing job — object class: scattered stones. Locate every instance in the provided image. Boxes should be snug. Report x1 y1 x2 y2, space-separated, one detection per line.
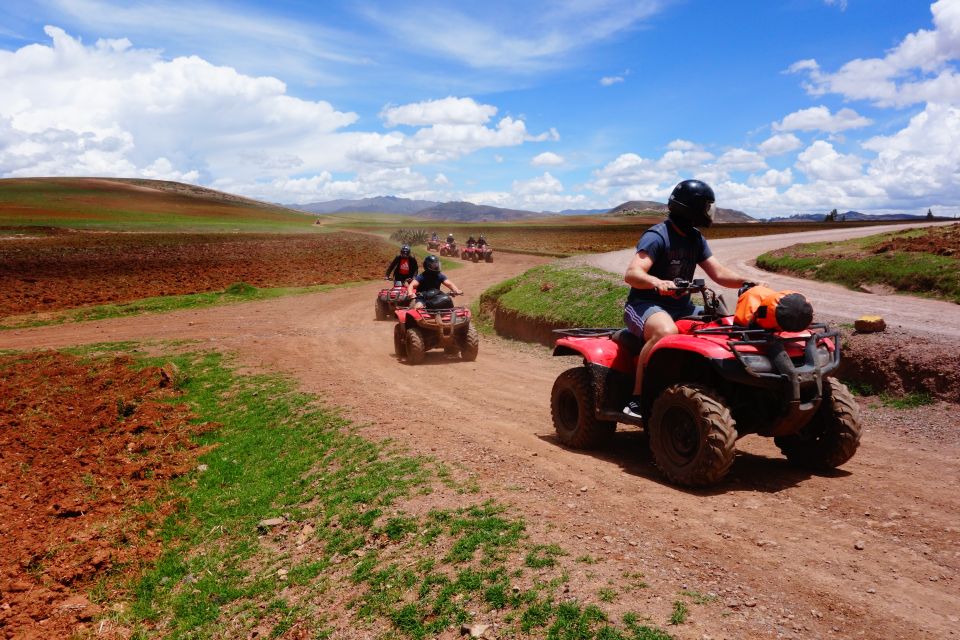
257 517 285 531
276 568 288 578
196 464 208 473
461 622 491 638
854 540 865 550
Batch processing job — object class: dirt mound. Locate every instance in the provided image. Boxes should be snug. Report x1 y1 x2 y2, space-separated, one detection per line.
0 352 210 638
0 231 394 317
838 328 960 403
871 223 960 257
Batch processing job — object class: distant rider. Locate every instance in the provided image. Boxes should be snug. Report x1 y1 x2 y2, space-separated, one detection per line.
477 234 487 247
466 235 476 247
407 255 462 308
385 244 418 284
622 179 756 419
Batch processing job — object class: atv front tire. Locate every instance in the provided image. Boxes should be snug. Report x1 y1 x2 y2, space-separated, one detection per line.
393 324 406 358
648 384 737 487
460 324 479 361
485 254 493 263
375 299 389 321
405 327 426 365
775 378 861 470
550 367 615 449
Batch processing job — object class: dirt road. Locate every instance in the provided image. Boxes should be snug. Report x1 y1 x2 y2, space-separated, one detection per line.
3 250 958 639
583 222 960 338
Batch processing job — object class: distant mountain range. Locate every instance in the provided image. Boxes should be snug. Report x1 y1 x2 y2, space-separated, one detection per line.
767 211 937 222
286 195 756 223
608 200 756 223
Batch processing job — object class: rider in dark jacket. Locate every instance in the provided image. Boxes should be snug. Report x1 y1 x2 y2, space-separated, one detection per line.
385 245 418 283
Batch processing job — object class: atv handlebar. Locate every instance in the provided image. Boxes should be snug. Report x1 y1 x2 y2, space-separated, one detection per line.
668 278 706 292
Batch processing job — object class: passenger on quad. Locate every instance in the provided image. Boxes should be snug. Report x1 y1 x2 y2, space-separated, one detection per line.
407 255 462 308
431 232 439 243
466 235 476 247
446 233 455 244
477 234 487 247
385 244 419 284
621 179 758 419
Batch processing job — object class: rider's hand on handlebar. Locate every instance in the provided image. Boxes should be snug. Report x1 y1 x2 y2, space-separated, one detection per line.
652 278 675 296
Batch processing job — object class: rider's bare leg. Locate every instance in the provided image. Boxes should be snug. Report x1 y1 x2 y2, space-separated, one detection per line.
633 311 678 395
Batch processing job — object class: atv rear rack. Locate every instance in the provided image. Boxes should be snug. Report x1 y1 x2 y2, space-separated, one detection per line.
552 328 620 338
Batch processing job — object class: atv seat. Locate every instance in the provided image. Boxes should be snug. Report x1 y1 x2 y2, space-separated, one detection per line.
611 328 644 355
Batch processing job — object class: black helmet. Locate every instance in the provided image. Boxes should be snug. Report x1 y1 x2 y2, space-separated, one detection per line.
424 254 441 271
667 179 716 229
400 244 411 256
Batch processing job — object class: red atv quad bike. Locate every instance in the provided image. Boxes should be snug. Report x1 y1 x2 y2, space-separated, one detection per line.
375 279 412 321
427 238 440 252
461 243 479 262
440 241 457 257
550 279 862 487
477 243 493 263
394 291 479 365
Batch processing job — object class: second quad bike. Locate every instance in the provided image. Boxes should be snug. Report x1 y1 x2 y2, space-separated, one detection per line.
477 243 493 263
461 242 478 261
427 238 440 252
550 279 862 487
375 279 412 321
440 240 458 257
394 290 479 364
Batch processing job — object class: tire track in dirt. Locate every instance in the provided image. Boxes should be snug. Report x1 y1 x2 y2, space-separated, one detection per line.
2 250 957 639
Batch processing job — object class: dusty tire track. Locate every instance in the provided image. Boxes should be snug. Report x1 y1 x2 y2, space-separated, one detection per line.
2 248 958 639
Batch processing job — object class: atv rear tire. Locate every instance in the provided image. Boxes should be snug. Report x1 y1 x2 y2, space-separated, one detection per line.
485 254 493 263
405 327 425 365
472 253 478 263
775 378 861 470
460 324 479 361
375 299 389 321
648 384 737 487
393 324 406 358
551 367 615 449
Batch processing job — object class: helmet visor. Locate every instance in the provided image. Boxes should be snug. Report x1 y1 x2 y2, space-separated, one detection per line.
704 202 717 226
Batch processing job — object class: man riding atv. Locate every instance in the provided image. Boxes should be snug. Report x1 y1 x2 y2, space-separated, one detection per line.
622 179 759 419
407 255 462 308
385 244 418 283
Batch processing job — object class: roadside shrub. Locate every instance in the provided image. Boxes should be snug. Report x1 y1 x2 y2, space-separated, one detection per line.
390 229 430 245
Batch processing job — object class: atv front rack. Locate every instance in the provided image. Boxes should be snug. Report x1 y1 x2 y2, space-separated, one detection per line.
552 328 620 338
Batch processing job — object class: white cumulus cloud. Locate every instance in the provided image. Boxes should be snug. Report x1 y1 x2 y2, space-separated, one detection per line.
381 96 498 127
531 151 564 166
758 133 802 156
600 75 624 86
773 106 873 133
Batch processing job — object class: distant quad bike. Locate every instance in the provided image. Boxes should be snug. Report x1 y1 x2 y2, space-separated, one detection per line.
550 279 862 487
394 290 479 365
440 241 457 257
427 238 441 252
461 242 478 261
375 279 412 321
477 243 493 263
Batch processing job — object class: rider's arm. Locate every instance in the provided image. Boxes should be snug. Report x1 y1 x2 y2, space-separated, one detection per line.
442 279 462 295
407 279 419 297
699 256 756 289
624 251 673 295
386 256 398 278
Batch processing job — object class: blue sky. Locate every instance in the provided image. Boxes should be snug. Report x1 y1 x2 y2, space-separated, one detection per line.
1 0 958 217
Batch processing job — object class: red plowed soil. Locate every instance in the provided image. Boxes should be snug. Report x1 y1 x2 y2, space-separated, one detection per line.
0 230 395 317
0 352 207 639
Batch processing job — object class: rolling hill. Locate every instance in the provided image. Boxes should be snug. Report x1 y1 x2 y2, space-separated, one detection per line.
0 178 315 231
608 200 755 223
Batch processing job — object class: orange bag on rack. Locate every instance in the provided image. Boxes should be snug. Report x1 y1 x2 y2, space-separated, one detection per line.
734 286 813 332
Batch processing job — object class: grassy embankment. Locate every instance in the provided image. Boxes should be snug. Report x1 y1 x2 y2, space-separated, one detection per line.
0 178 316 232
757 223 960 304
477 264 629 337
41 345 679 639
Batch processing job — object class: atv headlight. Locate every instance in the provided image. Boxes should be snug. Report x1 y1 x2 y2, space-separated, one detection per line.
739 354 773 373
815 345 832 367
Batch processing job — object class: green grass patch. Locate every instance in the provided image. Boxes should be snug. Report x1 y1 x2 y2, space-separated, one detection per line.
879 391 935 409
0 281 364 330
78 345 674 639
668 600 688 625
757 225 960 304
479 263 628 329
